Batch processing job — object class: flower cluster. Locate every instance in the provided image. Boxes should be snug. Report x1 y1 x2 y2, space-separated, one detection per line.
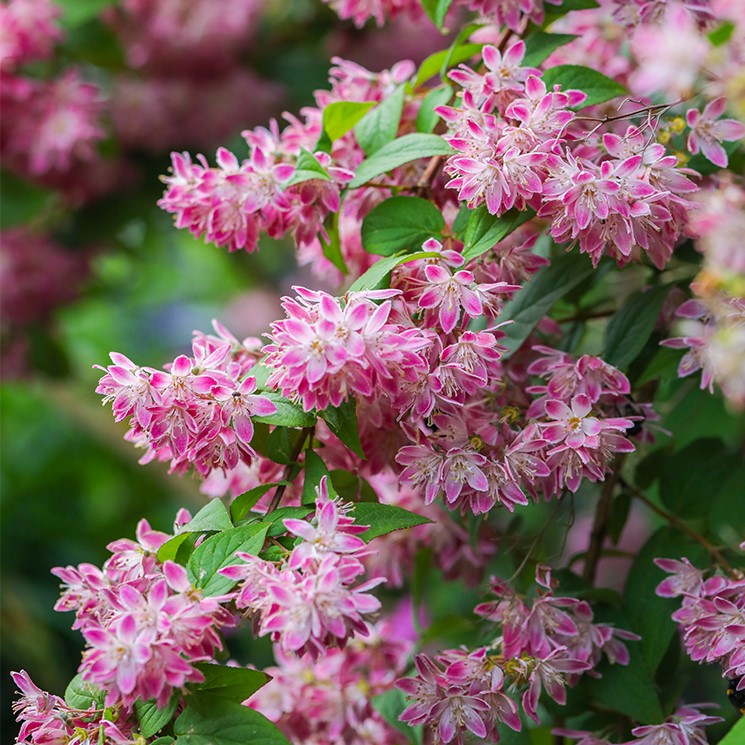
95 321 276 478
250 608 416 744
656 556 745 692
52 518 232 708
396 567 637 743
439 42 698 269
221 478 384 658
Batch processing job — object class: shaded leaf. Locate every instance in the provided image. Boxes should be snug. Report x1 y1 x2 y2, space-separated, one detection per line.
361 196 444 256
522 32 577 67
320 398 365 458
192 664 270 703
462 207 534 262
303 450 331 505
352 503 432 541
135 695 179 739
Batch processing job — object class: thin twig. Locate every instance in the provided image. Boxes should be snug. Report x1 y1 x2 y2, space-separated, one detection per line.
267 426 314 513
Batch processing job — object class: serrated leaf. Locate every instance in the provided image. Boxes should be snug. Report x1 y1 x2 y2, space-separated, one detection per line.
659 439 738 519
348 249 440 292
421 0 454 28
361 196 445 256
604 285 669 369
135 695 179 738
416 85 453 133
499 251 596 356
321 101 376 142
302 450 331 505
348 134 453 188
231 483 287 523
541 65 626 107
186 523 269 596
157 501 233 563
65 674 104 710
174 696 291 745
414 43 483 88
253 391 316 428
623 527 707 672
284 149 331 188
355 87 405 155
351 503 432 541
462 206 534 262
192 664 270 703
522 32 577 67
320 398 365 458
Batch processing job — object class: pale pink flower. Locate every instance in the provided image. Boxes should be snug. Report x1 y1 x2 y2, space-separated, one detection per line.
686 97 745 169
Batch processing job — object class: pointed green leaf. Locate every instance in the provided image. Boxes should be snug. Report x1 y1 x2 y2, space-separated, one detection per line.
414 44 482 88
192 664 270 703
361 196 445 256
158 500 233 563
322 101 376 142
351 503 432 541
253 392 316 428
355 87 405 155
462 206 534 262
416 85 453 133
348 249 440 292
231 483 287 523
65 674 105 710
303 450 331 505
135 694 180 738
541 65 626 107
421 0 454 28
522 32 578 67
320 398 365 458
283 149 331 188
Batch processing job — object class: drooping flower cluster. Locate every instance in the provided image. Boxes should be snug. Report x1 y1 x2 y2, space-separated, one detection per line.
221 478 385 658
438 41 699 269
250 607 416 745
656 556 745 692
95 321 276 478
396 566 637 743
51 518 232 709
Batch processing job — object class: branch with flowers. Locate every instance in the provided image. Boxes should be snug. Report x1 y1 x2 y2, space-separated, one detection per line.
6 0 745 744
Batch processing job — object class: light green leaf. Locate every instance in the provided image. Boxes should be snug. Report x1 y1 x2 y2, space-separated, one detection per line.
186 523 269 596
192 664 270 703
414 44 482 88
351 503 432 542
522 32 577 67
284 149 331 188
320 398 365 458
348 249 440 292
462 207 534 262
355 87 405 155
56 0 115 28
719 718 745 745
322 101 376 142
541 65 626 107
499 251 596 356
348 134 453 188
361 196 445 256
421 0 454 28
253 392 316 428
64 674 104 710
416 85 453 133
320 211 348 273
603 285 669 369
174 696 291 745
265 506 314 536
231 483 287 523
135 695 179 738
158 500 233 563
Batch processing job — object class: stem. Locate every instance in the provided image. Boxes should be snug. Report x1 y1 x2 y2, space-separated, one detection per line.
415 155 444 193
267 426 314 512
623 479 737 575
583 455 626 583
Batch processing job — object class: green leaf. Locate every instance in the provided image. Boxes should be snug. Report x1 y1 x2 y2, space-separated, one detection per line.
267 426 299 465
321 101 376 142
231 483 286 523
710 462 745 546
348 133 453 188
522 32 578 67
659 439 739 519
416 85 453 133
636 346 683 386
372 687 422 744
187 523 269 596
603 285 669 369
174 696 291 745
264 506 314 536
64 674 104 710
499 251 596 356
0 171 57 229
355 87 405 155
588 642 664 724
151 738 175 745
623 527 707 672
348 249 440 292
330 469 378 503
320 398 365 458
283 149 331 188
302 450 331 505
708 20 735 46
351 503 432 541
462 207 534 262
541 65 626 107
320 212 348 273
157 500 233 563
720 718 745 745
63 18 125 69
414 44 483 88
135 695 180 738
421 0 453 28
253 392 316 428
361 196 445 256
56 0 115 28
192 664 270 703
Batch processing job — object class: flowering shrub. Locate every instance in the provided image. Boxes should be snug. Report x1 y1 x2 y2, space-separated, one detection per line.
5 0 745 744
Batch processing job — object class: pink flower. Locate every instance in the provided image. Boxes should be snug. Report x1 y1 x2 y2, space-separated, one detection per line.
686 97 745 169
542 394 603 449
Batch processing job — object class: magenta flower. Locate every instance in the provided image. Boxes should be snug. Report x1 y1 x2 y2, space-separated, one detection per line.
686 97 745 169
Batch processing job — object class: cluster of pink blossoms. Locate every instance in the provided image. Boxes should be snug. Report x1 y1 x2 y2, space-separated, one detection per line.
250 607 416 744
95 321 277 478
438 40 700 269
656 554 745 695
52 517 232 709
221 478 385 658
397 567 637 744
